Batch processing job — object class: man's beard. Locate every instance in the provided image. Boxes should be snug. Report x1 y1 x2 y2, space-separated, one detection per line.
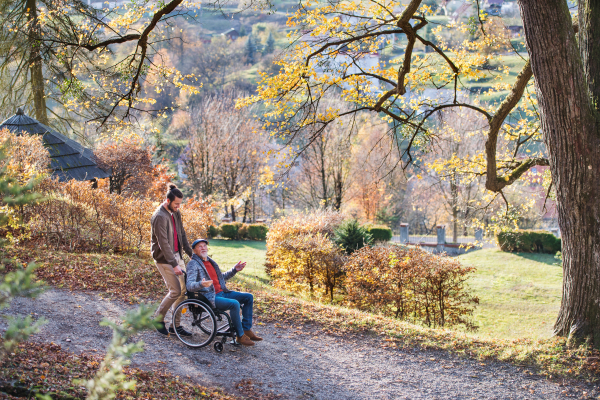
167 202 176 213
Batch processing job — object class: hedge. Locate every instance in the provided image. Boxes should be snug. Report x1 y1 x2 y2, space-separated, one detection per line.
366 225 393 242
207 225 219 239
497 230 561 253
238 223 249 239
247 224 268 240
345 245 478 329
216 222 268 240
220 222 242 240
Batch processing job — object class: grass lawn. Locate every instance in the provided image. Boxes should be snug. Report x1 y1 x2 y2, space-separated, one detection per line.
459 249 562 340
207 241 563 341
207 239 270 291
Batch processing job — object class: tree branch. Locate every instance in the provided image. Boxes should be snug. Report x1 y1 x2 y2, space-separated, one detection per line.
485 59 533 192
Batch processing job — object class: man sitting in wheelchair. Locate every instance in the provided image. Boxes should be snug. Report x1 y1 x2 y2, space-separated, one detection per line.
186 238 263 347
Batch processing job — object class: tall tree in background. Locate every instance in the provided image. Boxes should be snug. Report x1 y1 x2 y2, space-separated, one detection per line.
296 119 354 210
264 32 275 54
95 139 154 196
245 34 257 64
426 108 489 242
245 0 600 343
180 92 269 221
0 0 266 134
350 119 405 223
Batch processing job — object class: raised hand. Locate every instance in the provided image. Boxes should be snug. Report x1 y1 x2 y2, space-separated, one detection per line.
234 261 247 271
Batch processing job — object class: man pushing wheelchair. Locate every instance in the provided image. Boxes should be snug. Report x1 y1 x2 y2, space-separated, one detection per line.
186 238 263 347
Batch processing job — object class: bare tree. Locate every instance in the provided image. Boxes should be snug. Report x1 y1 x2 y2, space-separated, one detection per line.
179 92 269 221
296 120 354 210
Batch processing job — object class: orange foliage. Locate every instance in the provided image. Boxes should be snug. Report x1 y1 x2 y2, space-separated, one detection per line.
0 128 50 183
344 245 479 330
146 163 177 202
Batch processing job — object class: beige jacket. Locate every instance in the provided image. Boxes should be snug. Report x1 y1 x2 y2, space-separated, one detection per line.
150 204 193 267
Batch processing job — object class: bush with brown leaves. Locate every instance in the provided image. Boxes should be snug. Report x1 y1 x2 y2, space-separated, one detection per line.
26 179 211 255
344 245 479 330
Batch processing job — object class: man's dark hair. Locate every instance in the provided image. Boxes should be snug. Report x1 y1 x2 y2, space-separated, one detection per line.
166 184 183 201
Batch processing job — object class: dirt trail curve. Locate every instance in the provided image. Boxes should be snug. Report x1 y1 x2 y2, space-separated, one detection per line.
4 289 599 399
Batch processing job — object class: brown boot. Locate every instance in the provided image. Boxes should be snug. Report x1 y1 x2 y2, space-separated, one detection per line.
244 330 263 342
236 334 255 346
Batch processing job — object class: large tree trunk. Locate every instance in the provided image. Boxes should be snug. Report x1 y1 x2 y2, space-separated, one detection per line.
519 0 600 343
26 0 48 125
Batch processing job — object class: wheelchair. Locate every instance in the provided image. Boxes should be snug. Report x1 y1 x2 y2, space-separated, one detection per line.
172 290 239 352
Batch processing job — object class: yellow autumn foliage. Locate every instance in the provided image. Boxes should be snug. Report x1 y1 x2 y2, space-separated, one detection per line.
266 210 345 300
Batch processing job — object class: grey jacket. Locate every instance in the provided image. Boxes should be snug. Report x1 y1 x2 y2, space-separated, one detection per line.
186 254 238 307
150 204 193 268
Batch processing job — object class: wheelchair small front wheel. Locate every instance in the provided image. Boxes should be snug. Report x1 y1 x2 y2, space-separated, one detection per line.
214 342 223 352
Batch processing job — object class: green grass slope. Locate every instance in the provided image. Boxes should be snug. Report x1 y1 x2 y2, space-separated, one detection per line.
207 241 563 341
207 239 270 290
459 249 562 340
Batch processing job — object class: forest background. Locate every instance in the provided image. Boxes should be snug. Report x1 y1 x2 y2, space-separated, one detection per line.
0 0 559 241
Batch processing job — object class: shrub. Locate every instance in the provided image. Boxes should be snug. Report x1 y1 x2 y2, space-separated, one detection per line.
247 223 268 240
219 223 240 240
269 232 345 301
266 210 345 297
207 225 219 239
0 128 49 242
366 225 393 242
334 219 372 254
238 223 249 239
26 179 211 255
345 245 479 330
179 197 212 243
266 210 344 276
497 230 561 253
0 130 215 255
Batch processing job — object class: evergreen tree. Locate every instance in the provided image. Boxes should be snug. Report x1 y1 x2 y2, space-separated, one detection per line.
245 34 256 64
264 32 275 54
334 219 373 254
239 25 247 37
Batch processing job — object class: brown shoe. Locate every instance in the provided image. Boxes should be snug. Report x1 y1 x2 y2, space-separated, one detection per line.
236 334 255 346
244 330 263 342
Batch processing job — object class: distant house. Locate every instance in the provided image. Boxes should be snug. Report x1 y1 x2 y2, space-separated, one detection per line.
508 25 524 37
88 0 126 9
220 28 240 41
485 0 503 16
0 108 110 182
199 33 213 44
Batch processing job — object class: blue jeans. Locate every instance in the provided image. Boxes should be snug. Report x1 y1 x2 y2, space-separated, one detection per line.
214 291 253 337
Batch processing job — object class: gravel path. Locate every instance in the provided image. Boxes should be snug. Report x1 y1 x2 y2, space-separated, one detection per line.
4 289 598 399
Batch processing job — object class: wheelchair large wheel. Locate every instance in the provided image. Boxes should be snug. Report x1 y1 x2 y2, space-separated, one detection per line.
173 300 217 348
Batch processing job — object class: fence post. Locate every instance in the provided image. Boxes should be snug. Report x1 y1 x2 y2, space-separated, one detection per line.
399 223 409 244
475 228 483 242
436 225 446 252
